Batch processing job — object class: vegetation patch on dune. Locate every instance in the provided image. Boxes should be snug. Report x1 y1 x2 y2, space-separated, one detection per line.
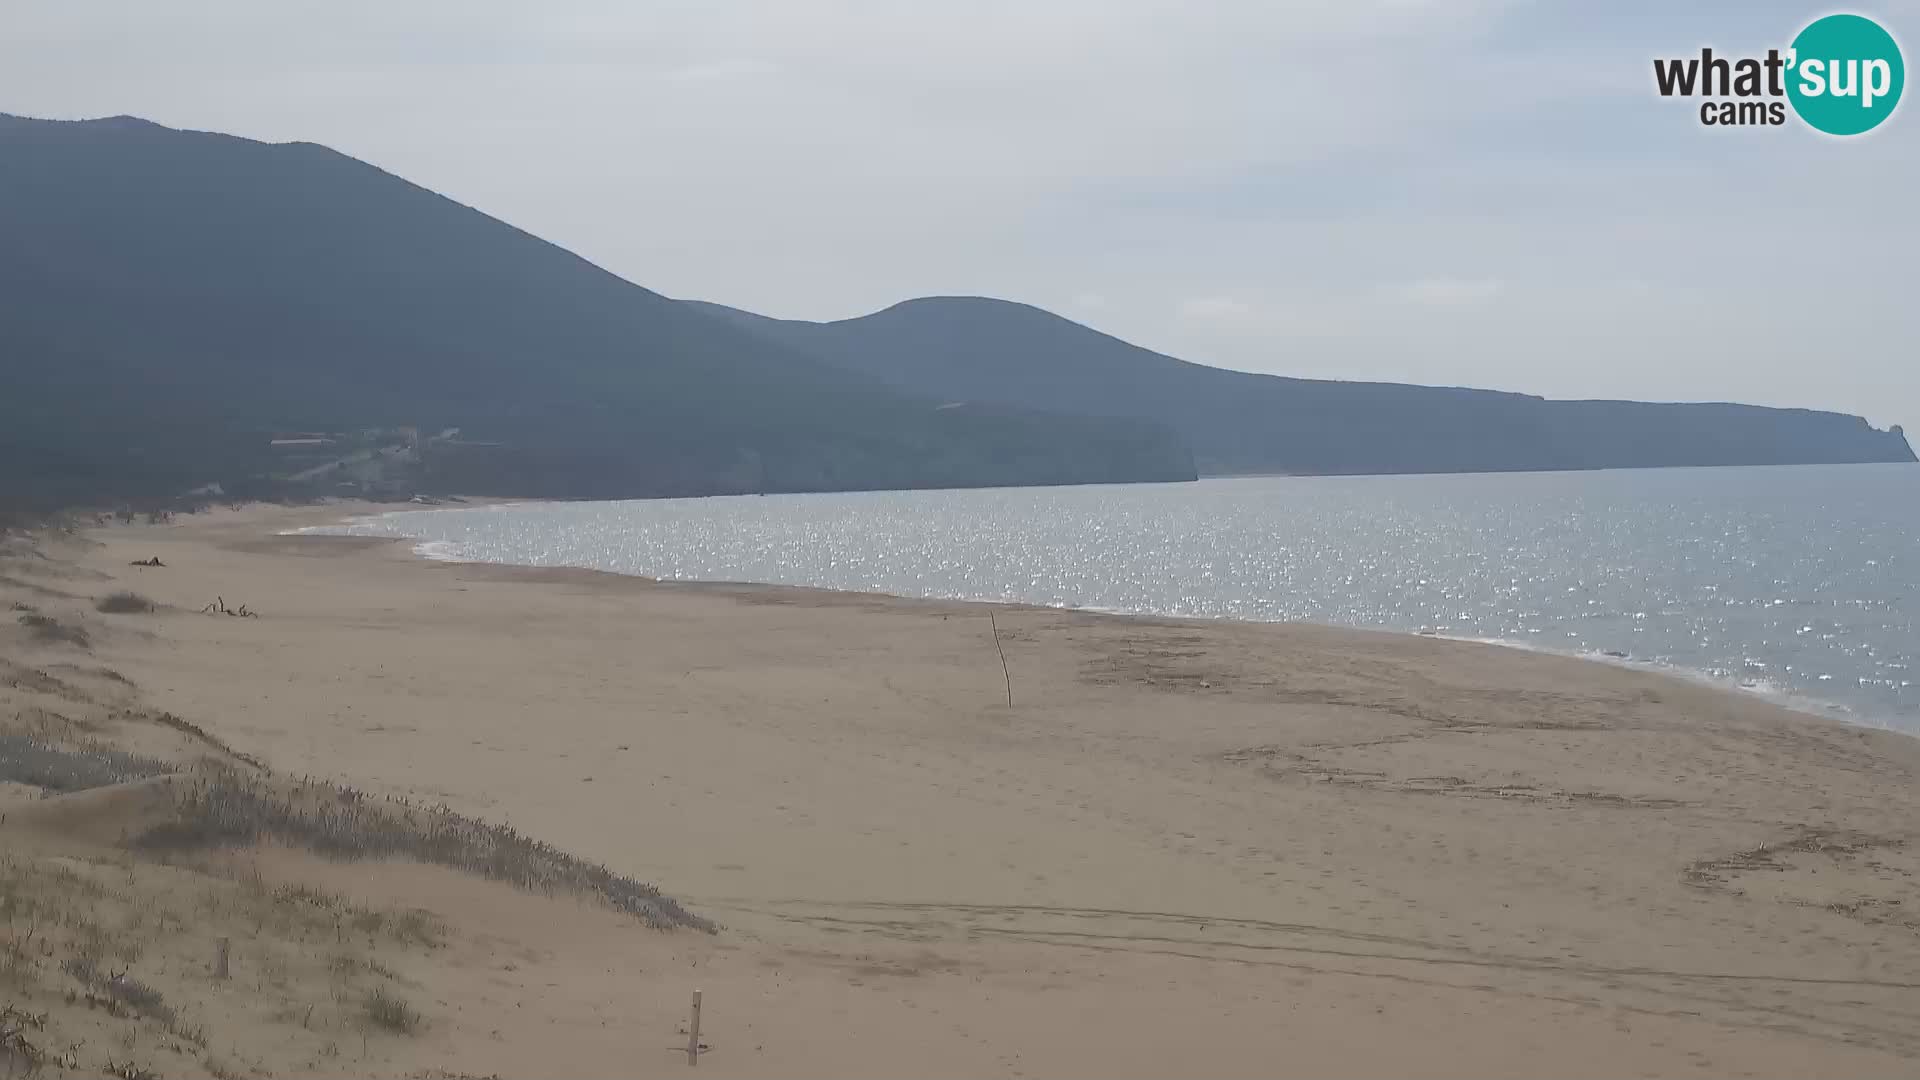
0 737 710 932
0 850 445 1077
136 775 714 932
16 613 89 649
363 985 420 1035
94 591 158 615
0 734 174 793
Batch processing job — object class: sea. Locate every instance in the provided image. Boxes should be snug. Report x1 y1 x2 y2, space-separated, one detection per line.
309 463 1920 735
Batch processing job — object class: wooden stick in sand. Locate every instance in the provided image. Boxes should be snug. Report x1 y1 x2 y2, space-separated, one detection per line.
989 610 1013 709
688 989 703 1066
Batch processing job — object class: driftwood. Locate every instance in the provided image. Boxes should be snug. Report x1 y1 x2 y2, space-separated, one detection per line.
200 596 259 618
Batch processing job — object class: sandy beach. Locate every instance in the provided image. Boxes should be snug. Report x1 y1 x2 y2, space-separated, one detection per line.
5 501 1920 1078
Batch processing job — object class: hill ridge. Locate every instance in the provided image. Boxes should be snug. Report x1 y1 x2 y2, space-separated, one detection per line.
0 114 1195 510
684 296 1914 475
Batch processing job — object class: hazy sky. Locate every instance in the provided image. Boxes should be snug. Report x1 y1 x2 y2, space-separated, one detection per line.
4 1 1915 428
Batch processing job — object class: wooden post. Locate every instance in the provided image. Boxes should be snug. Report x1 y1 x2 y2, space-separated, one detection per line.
989 610 1013 709
687 989 703 1066
214 937 231 979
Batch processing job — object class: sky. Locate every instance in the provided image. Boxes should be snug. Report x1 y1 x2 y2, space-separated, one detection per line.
3 1 1916 429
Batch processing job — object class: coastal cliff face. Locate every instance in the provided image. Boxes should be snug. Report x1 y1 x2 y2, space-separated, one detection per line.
0 114 1194 511
688 297 1917 477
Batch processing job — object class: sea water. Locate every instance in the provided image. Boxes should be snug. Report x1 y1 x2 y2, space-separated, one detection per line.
311 463 1920 733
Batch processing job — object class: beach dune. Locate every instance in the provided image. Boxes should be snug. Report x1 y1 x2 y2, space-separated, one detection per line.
4 502 1919 1078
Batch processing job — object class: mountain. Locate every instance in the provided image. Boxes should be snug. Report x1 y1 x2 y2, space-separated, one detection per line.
687 297 1916 476
0 114 1195 511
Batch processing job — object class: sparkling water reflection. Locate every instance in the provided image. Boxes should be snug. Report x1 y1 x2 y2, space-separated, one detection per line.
316 464 1920 733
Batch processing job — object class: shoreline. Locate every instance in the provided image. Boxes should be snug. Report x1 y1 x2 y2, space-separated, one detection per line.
14 500 1920 1076
301 500 1895 737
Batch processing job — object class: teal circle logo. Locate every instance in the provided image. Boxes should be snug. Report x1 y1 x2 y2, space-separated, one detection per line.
1787 14 1904 135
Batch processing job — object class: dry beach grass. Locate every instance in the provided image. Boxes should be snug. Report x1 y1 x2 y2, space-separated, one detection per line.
2 502 1919 1077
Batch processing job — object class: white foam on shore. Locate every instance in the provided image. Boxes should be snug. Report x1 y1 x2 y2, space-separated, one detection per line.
413 539 471 563
1430 633 1881 730
285 511 479 564
279 510 406 536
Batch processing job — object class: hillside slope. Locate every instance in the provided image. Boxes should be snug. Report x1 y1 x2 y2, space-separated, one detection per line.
687 296 1915 476
0 115 1194 510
